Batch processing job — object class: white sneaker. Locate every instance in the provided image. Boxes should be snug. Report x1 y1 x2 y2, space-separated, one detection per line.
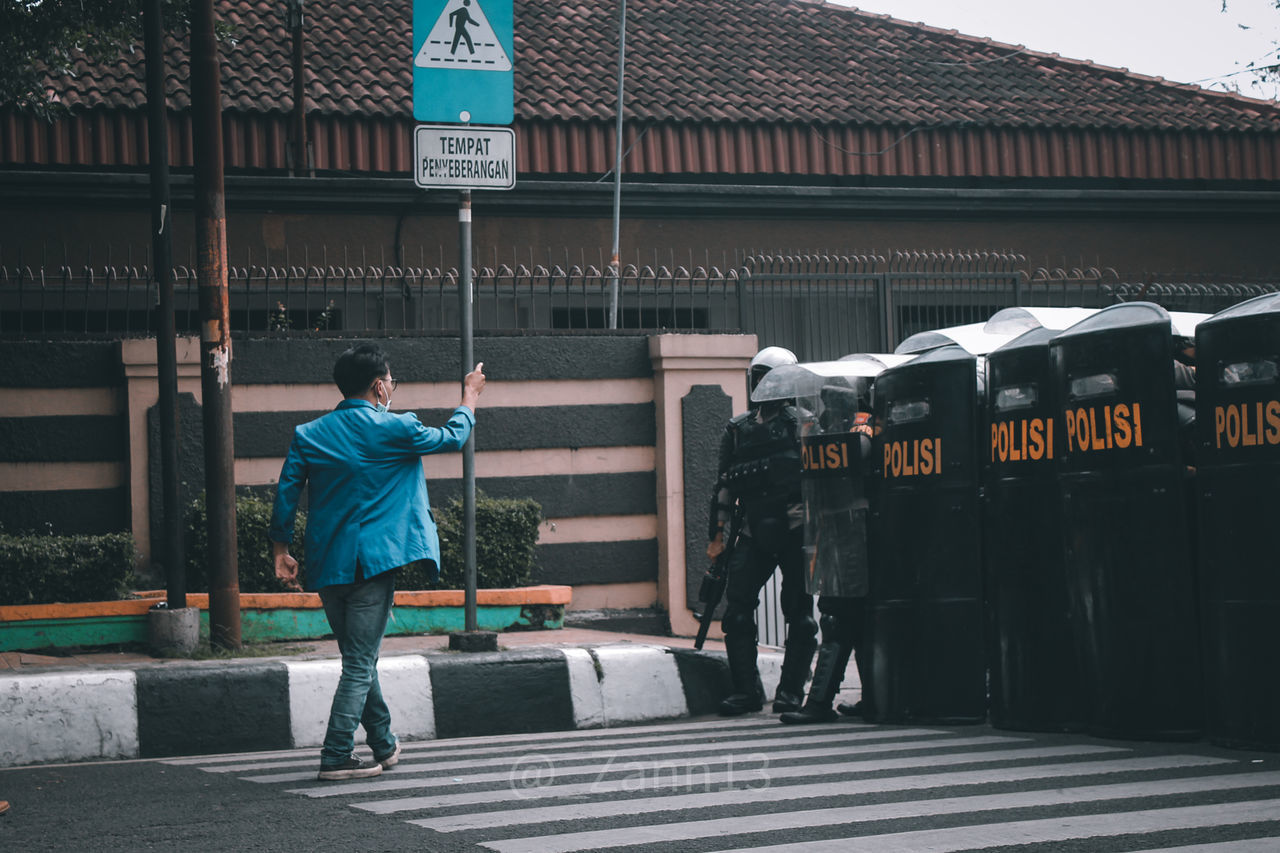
374 741 401 770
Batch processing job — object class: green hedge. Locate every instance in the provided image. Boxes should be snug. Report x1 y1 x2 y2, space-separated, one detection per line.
0 491 541 605
0 532 136 606
402 494 542 590
184 494 307 594
185 492 541 592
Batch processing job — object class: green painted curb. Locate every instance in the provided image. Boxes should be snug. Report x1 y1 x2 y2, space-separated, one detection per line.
0 604 565 652
1 615 150 651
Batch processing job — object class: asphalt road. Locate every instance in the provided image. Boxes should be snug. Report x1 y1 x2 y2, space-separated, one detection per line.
3 717 1279 852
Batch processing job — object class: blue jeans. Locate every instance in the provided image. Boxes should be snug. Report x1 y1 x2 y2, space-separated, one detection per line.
317 570 397 766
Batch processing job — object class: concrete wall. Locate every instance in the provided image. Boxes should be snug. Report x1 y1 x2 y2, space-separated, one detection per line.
6 188 1280 281
0 341 130 535
0 333 756 636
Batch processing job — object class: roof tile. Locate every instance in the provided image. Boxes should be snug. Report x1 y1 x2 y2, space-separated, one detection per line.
28 0 1280 134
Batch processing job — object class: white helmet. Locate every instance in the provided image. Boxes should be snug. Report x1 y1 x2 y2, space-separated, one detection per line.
747 346 797 395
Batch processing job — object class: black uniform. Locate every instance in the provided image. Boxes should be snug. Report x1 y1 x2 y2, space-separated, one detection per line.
710 401 818 715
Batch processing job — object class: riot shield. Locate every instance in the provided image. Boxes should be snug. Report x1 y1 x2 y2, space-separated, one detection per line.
983 327 1087 732
750 354 914 405
795 368 876 599
870 344 985 724
983 306 1100 337
1194 292 1280 750
895 322 1016 356
1049 302 1203 741
754 357 906 600
898 308 1102 357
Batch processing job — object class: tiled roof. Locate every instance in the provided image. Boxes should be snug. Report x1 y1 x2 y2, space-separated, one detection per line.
37 0 1280 133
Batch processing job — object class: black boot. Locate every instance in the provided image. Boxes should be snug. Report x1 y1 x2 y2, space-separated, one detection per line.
836 641 872 718
772 633 817 713
771 691 803 714
719 634 765 716
780 641 853 724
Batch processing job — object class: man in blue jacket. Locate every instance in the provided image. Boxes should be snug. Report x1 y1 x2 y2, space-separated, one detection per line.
271 343 485 781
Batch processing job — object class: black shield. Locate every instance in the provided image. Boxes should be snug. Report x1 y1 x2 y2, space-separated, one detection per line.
1194 292 1280 751
983 327 1088 732
1050 302 1202 740
802 418 872 599
772 360 899 600
869 344 985 724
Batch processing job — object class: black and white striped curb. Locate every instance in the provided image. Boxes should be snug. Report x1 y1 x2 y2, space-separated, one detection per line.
0 645 797 767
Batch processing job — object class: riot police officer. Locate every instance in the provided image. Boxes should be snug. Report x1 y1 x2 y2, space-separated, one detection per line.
707 346 818 716
781 378 876 724
1174 335 1198 465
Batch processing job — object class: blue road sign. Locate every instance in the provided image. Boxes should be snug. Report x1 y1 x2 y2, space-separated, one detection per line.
413 0 514 125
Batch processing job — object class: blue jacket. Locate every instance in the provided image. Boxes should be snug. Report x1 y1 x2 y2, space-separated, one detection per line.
269 399 476 590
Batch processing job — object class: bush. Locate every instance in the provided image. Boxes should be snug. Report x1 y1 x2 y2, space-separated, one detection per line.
185 493 307 594
400 494 542 590
184 492 538 593
0 532 136 606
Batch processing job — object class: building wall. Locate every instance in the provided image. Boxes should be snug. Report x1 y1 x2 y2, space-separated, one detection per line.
0 341 130 536
5 175 1280 279
0 333 756 636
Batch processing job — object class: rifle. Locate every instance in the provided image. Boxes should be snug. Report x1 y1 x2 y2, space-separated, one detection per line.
694 509 740 650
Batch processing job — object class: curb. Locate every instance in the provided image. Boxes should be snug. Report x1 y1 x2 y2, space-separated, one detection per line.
0 586 572 652
0 645 790 768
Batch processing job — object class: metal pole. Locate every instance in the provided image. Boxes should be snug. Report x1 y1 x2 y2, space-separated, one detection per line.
878 272 895 351
192 0 241 649
607 0 627 329
143 0 184 610
459 189 477 633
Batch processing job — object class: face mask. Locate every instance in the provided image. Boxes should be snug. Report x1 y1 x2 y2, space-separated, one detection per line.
374 380 391 413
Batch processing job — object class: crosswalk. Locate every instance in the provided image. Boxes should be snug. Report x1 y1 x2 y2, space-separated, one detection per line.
163 718 1280 851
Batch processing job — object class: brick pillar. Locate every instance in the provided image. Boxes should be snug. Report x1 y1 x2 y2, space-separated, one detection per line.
120 337 203 572
648 334 756 638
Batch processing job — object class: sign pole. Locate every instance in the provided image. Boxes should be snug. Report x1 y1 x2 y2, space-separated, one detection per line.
144 0 184 610
414 0 512 651
459 189 478 634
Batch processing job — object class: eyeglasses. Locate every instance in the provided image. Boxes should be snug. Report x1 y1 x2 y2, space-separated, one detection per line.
372 376 398 392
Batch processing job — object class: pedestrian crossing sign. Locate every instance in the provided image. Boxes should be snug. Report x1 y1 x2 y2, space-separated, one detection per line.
413 0 514 125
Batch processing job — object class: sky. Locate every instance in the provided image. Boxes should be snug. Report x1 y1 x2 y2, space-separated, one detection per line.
829 0 1280 100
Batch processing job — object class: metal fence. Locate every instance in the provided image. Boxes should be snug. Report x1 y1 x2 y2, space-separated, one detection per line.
3 249 1278 358
0 249 744 340
740 251 1049 356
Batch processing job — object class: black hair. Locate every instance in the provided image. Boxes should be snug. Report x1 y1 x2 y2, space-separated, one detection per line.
333 343 390 398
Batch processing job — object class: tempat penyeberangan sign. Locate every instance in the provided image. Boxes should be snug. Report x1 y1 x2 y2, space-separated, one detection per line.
413 125 515 190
